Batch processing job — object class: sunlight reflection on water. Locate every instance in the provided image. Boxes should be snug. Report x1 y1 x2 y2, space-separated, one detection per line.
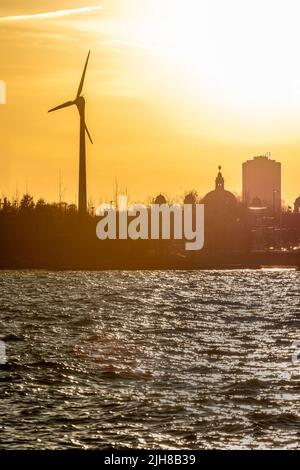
0 270 299 449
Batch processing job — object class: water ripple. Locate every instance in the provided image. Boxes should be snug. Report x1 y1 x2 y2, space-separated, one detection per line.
0 269 299 449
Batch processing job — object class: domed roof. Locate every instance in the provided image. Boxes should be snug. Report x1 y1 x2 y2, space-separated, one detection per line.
201 166 237 209
251 197 262 207
184 191 198 205
154 194 167 205
294 196 300 212
202 189 237 206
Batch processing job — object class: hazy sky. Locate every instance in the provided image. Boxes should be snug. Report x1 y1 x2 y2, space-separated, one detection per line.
1 0 300 205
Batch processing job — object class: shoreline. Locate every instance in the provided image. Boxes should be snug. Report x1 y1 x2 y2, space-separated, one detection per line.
0 264 298 272
1 249 299 272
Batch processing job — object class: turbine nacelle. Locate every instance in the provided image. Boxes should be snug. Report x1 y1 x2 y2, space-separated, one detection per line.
75 95 86 112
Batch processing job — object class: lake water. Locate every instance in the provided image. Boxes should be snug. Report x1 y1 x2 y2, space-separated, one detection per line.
0 270 299 449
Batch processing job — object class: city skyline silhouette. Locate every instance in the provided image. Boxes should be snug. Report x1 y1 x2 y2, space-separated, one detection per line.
1 1 300 206
1 2 300 455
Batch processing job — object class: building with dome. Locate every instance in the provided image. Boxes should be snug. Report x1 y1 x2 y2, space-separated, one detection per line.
201 167 246 253
294 196 300 213
202 166 237 211
184 191 198 205
153 194 167 206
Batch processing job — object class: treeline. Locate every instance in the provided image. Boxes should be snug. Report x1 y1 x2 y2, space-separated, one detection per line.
0 194 184 269
0 194 299 269
0 194 78 215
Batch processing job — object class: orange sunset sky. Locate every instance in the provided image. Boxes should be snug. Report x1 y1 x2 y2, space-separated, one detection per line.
0 0 300 206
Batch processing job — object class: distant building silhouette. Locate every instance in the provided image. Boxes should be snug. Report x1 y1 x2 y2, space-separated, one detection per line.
294 196 300 213
202 166 237 211
201 167 240 252
154 194 167 205
243 155 281 212
184 191 198 205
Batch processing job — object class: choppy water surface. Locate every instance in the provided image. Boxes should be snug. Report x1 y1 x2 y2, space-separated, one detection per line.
0 270 299 449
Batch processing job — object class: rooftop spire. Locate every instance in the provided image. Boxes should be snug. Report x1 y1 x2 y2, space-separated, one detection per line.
215 165 224 190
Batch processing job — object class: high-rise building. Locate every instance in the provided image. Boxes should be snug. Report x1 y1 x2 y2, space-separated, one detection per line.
242 155 281 212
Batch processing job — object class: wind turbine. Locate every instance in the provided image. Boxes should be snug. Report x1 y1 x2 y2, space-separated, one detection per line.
48 51 93 213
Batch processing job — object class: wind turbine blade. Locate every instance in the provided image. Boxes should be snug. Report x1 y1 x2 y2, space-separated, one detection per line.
48 101 74 113
76 51 90 98
85 122 93 144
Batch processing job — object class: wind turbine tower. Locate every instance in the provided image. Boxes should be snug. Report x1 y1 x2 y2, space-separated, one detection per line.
49 51 93 213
